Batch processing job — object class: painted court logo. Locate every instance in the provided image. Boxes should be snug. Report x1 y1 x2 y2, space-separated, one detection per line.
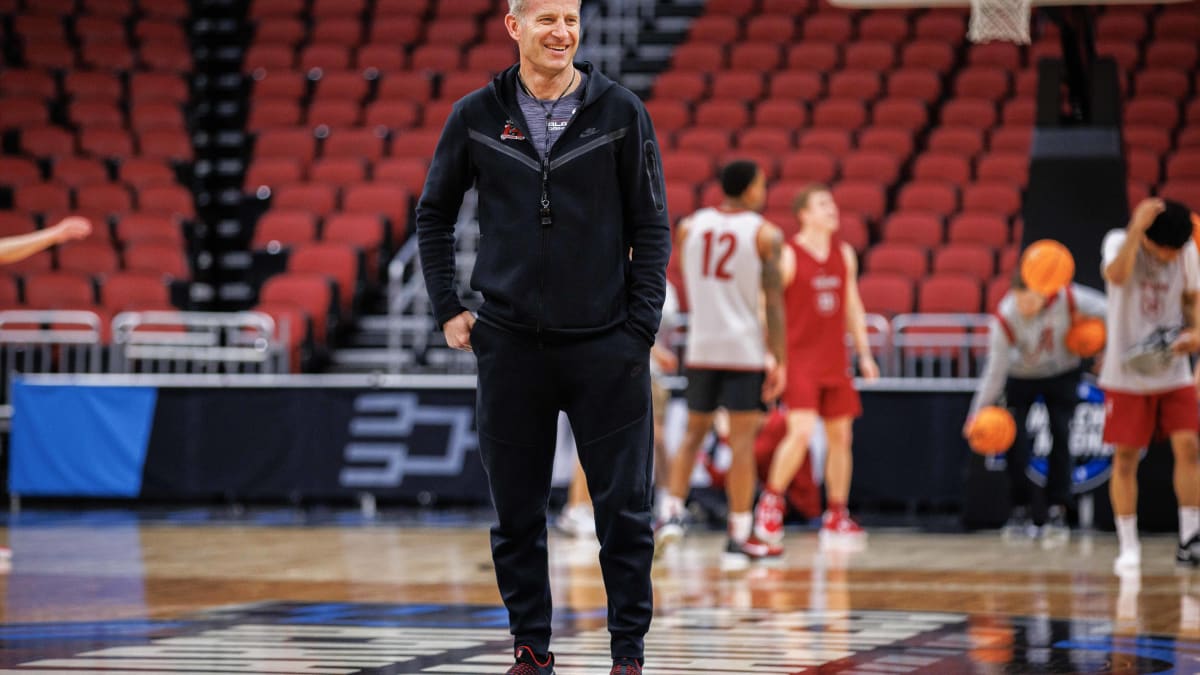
500 120 525 141
0 602 1193 673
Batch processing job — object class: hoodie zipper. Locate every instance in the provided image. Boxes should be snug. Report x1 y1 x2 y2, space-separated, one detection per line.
492 74 590 343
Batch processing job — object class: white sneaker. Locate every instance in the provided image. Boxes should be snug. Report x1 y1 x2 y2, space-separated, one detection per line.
555 505 595 539
1114 547 1142 575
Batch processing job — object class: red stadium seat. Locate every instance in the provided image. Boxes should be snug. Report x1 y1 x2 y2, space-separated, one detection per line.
343 184 411 239
842 150 901 185
896 181 959 219
689 15 739 43
914 153 972 184
307 100 361 128
866 243 929 279
15 183 70 215
886 68 942 104
64 71 122 101
844 41 896 70
881 212 943 247
119 158 176 189
941 99 998 129
253 210 318 249
310 158 367 187
652 72 706 103
962 182 1021 219
786 43 839 72
100 271 172 311
933 243 995 281
52 157 109 188
57 240 121 276
828 70 882 100
76 184 133 217
967 42 1022 70
21 126 76 158
289 241 360 310
858 128 914 158
798 129 852 156
955 67 1010 102
323 213 387 280
114 213 184 245
812 99 867 131
139 185 195 219
858 273 915 316
901 40 955 72
948 213 1010 247
0 158 42 188
871 98 928 132
780 150 837 184
124 240 189 279
374 158 428 195
729 44 782 70
918 274 981 313
356 43 407 72
753 99 808 130
832 181 886 222
80 128 135 160
24 272 96 308
710 71 765 101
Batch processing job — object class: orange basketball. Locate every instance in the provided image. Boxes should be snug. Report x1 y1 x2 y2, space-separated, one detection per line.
967 406 1017 455
1065 317 1106 357
1019 239 1075 296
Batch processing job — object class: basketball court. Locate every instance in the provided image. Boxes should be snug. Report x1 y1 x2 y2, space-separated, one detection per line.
3 0 1200 672
0 512 1197 672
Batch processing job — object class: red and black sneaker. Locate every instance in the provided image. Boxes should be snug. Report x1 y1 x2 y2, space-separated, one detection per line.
753 489 786 544
506 646 555 675
610 657 643 674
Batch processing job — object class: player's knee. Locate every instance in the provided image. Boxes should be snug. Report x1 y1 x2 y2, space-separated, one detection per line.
1112 448 1140 475
1173 434 1200 462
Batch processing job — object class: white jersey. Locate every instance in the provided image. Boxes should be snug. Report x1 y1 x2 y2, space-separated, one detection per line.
682 207 767 370
969 283 1107 415
1098 229 1200 393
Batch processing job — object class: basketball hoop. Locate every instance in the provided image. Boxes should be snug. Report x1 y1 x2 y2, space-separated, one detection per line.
968 0 1033 44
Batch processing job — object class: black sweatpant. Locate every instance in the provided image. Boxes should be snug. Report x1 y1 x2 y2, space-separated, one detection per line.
472 320 655 660
1005 369 1079 511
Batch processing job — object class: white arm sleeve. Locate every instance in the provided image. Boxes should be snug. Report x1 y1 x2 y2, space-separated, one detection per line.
969 315 1013 417
1072 283 1108 318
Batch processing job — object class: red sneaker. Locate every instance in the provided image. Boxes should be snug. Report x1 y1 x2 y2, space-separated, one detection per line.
740 535 784 562
753 490 786 544
819 510 867 545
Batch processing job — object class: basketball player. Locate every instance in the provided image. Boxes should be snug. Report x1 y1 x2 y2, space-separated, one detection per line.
752 184 879 550
1099 198 1200 574
0 214 92 566
965 269 1106 541
654 160 786 569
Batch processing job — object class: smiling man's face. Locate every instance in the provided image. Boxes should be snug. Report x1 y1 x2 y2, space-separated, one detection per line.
507 0 581 79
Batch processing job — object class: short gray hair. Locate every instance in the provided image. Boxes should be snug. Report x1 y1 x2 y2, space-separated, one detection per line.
508 0 581 18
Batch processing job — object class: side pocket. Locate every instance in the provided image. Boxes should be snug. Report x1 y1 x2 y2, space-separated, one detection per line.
643 140 665 214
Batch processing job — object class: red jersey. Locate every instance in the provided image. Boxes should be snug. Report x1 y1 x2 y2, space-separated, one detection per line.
785 237 850 383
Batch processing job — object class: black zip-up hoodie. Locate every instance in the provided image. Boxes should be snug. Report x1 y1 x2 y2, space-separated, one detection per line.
415 62 671 345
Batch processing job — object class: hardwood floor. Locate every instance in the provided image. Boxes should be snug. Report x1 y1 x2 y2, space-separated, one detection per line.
0 521 1196 673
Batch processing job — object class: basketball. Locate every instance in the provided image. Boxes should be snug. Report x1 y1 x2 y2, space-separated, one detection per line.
967 406 1017 455
1065 317 1106 357
1020 239 1075 296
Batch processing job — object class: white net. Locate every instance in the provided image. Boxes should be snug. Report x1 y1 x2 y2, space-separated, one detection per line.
968 0 1033 44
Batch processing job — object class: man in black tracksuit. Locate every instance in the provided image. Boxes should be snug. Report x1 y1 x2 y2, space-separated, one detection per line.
415 3 669 673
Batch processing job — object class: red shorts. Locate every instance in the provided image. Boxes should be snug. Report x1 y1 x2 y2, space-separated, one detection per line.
1102 386 1199 448
784 376 861 419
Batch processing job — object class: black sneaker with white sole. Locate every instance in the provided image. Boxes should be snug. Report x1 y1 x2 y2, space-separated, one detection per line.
1177 534 1200 567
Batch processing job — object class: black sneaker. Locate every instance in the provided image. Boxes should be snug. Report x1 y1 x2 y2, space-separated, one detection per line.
1041 505 1070 544
610 657 643 675
506 646 555 675
721 538 750 571
1177 534 1200 567
1002 506 1037 540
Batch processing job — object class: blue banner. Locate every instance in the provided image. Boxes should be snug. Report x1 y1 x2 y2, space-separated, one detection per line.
9 380 156 496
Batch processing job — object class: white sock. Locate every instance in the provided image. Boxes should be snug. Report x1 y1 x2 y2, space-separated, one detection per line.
728 511 753 544
1181 507 1200 545
658 494 684 521
1116 515 1140 554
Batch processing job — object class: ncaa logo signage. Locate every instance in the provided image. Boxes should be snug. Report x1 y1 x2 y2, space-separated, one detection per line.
1025 378 1113 493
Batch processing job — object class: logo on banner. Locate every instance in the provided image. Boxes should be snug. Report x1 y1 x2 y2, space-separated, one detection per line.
339 394 478 488
1026 378 1113 493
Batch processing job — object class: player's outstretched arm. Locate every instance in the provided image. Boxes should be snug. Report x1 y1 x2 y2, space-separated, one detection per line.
841 242 878 380
0 216 91 265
